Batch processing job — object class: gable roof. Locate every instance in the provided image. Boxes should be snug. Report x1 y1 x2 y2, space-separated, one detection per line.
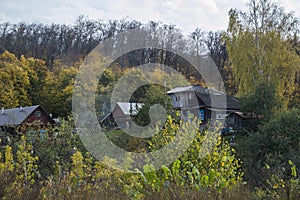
167 85 206 94
226 111 246 118
0 105 40 126
115 102 144 116
196 92 240 110
167 85 240 110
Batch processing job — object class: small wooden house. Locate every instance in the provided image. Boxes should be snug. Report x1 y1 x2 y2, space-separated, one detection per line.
101 102 143 129
167 85 243 131
0 105 52 128
0 105 53 145
224 111 246 133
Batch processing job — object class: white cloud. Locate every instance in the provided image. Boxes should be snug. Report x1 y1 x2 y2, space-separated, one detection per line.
282 0 300 16
0 0 299 34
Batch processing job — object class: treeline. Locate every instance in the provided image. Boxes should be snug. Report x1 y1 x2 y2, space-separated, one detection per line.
0 16 229 85
0 0 299 114
0 16 227 67
0 11 299 105
0 15 109 67
0 16 232 118
1 1 299 106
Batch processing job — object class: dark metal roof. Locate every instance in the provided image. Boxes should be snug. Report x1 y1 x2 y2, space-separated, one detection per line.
0 105 40 126
196 92 240 110
226 111 246 118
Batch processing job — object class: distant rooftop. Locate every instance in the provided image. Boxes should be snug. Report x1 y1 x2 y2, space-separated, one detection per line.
167 85 207 94
196 92 240 110
0 105 40 126
115 102 144 115
167 85 239 110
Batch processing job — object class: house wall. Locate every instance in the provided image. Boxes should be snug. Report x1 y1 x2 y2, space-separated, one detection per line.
170 94 181 108
170 92 205 109
112 105 125 118
225 113 245 130
187 92 199 107
23 107 52 125
112 105 131 129
205 109 211 123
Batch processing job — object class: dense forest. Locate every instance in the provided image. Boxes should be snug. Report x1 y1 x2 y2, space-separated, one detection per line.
0 16 232 117
0 0 300 199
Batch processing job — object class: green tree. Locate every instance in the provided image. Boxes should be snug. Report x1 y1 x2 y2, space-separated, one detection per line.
240 81 280 131
226 0 300 108
289 72 300 109
133 84 174 126
141 116 243 192
0 51 31 108
41 61 78 117
236 108 300 191
96 68 121 117
20 56 48 106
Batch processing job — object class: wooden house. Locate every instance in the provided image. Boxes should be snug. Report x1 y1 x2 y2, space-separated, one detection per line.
0 105 53 145
0 105 53 128
101 102 143 129
167 85 244 130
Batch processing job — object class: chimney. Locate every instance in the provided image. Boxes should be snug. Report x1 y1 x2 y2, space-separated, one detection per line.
19 105 23 111
1 107 4 115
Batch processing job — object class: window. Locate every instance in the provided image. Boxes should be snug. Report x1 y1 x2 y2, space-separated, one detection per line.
228 116 235 125
199 109 205 121
34 111 41 118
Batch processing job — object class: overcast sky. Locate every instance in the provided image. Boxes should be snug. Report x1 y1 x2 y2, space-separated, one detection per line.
0 0 299 34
